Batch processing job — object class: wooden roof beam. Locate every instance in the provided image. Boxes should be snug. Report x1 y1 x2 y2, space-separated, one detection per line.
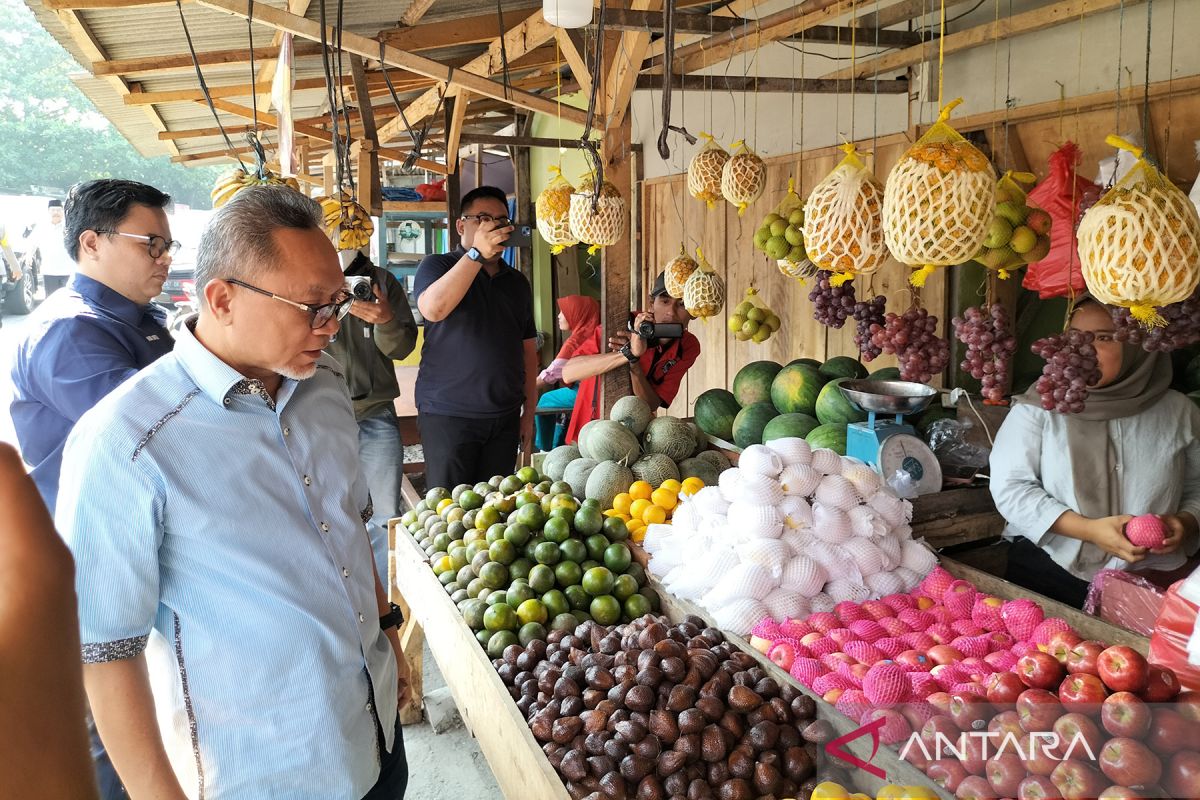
398 0 437 27
636 74 910 93
606 0 661 130
252 0 313 115
607 7 924 46
554 28 591 92
377 8 536 52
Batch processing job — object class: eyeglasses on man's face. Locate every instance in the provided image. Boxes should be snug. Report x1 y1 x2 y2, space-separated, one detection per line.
460 213 513 227
94 230 182 259
226 278 354 329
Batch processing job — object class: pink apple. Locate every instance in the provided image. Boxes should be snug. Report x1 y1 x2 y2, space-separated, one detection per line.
987 753 1026 797
986 671 1026 705
1047 630 1084 664
1018 651 1066 690
1145 707 1200 756
1051 760 1109 800
1098 737 1163 789
929 758 970 792
1017 688 1063 733
949 690 992 732
1053 712 1106 758
1064 640 1105 677
1017 775 1061 800
1101 691 1151 739
768 640 798 671
956 775 998 800
930 644 967 666
988 709 1025 741
895 649 933 672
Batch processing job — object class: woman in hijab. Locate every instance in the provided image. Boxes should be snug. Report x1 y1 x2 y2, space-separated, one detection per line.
990 298 1200 608
535 295 600 451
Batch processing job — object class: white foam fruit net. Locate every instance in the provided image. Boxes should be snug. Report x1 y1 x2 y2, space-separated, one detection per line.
804 143 889 285
767 436 812 467
811 448 845 476
535 166 579 253
780 463 822 497
688 133 729 209
663 245 698 299
721 140 767 215
568 176 626 254
682 247 726 320
739 444 784 478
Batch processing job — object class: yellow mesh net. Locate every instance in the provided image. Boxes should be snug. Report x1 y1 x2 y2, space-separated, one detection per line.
663 244 698 299
720 140 767 216
804 143 888 286
535 166 579 255
972 171 1052 279
752 178 815 282
568 175 626 255
687 133 729 210
682 246 725 320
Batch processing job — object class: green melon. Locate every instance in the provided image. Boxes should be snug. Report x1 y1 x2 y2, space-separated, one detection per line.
542 445 580 482
788 357 823 369
694 388 741 441
761 413 820 443
678 457 722 486
806 422 848 455
609 395 654 436
631 453 680 487
815 378 868 425
695 449 732 471
563 458 599 498
685 422 707 457
576 419 603 459
585 419 642 464
732 402 780 448
770 363 828 416
819 356 869 381
869 366 902 381
585 461 634 509
642 416 695 462
732 361 784 407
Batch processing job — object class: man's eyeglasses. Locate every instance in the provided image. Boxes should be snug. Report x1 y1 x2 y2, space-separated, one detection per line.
460 213 512 227
226 278 354 329
94 230 182 259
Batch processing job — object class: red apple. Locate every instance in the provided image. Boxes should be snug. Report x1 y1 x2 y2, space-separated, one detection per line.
987 753 1026 796
900 701 937 733
959 730 988 775
930 644 967 666
987 671 1027 706
1064 640 1106 677
1176 691 1200 723
1099 737 1162 788
768 640 797 671
950 690 992 732
1101 691 1151 739
1022 733 1065 776
1163 750 1200 798
800 631 824 647
957 775 999 800
1139 665 1181 703
929 759 970 792
822 688 844 704
1097 645 1150 694
1048 631 1084 664
1057 673 1109 714
989 710 1025 742
1145 707 1200 756
1017 776 1061 800
1052 712 1105 759
921 715 962 755
1017 688 1063 733
928 691 953 714
895 649 933 672
1051 760 1109 800
1097 787 1150 799
1018 651 1067 690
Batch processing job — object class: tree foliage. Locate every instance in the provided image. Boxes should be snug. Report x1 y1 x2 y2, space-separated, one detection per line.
0 0 222 207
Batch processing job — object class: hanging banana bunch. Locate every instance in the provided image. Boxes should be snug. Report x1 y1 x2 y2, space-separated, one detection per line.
315 191 375 251
210 133 301 208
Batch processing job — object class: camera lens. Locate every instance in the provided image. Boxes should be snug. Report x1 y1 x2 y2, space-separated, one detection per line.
346 277 374 300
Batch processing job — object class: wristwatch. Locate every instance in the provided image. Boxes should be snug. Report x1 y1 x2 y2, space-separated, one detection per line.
620 343 638 363
465 246 482 263
380 602 405 631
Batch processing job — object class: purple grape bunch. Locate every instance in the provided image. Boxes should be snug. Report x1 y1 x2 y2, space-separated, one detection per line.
809 271 856 329
852 295 887 361
951 304 1018 403
1031 329 1102 414
870 307 951 383
1109 291 1200 353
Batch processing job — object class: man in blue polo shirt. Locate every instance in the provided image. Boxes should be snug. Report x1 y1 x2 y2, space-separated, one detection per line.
414 185 538 489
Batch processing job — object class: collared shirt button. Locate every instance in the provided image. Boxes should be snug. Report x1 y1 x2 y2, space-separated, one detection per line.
366 702 373 713
320 522 330 532
223 397 231 406
342 567 350 577
283 426 291 436
358 612 365 623
304 475 312 486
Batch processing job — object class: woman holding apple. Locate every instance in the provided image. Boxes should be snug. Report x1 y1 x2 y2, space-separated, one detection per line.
990 298 1200 608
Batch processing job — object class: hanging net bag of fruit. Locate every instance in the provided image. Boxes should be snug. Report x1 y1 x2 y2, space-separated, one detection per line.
687 133 729 209
972 171 1052 279
682 247 725 320
803 142 888 286
752 178 815 281
535 166 579 254
569 174 626 255
883 98 997 287
663 245 698 299
720 140 767 216
1078 134 1200 327
727 287 781 344
1022 142 1096 300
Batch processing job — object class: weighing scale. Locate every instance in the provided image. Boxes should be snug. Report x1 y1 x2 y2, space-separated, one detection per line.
838 379 943 495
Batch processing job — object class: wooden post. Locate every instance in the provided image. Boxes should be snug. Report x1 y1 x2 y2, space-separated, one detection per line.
473 144 485 189
512 114 535 281
322 158 335 195
599 113 634 416
350 56 382 216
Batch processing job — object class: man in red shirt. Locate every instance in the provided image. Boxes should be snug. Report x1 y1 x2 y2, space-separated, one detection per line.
562 273 701 443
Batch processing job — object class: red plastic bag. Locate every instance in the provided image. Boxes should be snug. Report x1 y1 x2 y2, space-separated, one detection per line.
1022 142 1098 299
1148 580 1200 692
416 179 447 202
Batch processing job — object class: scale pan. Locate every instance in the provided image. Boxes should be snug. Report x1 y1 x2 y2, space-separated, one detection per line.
838 380 939 416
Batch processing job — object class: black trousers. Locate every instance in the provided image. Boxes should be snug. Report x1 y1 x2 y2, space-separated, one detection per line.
1004 537 1091 610
363 719 407 800
418 411 520 490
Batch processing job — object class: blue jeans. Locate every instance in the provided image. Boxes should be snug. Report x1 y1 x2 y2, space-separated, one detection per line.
535 386 577 452
91 714 126 799
358 408 403 582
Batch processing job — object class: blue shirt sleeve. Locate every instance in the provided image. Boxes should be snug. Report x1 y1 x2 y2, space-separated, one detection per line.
413 253 453 300
25 317 143 425
56 416 164 661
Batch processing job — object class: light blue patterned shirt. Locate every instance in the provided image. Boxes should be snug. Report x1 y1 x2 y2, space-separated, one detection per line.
57 320 398 800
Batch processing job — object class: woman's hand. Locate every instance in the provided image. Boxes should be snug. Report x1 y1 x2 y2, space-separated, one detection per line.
1084 514 1148 563
1155 514 1197 555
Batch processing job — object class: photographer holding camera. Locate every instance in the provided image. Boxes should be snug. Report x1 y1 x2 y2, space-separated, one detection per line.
561 272 700 443
325 249 418 580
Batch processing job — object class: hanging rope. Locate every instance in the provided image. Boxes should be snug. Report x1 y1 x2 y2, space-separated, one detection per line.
580 0 608 210
495 0 513 102
657 0 695 159
175 0 245 169
334 0 355 195
1140 0 1154 162
317 0 343 191
1164 0 1177 174
244 0 267 179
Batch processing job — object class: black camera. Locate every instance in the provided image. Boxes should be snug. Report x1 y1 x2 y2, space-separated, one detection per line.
627 313 683 343
343 251 377 300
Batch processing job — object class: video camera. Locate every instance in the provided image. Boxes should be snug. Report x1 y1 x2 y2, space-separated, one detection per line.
627 312 683 344
343 251 377 300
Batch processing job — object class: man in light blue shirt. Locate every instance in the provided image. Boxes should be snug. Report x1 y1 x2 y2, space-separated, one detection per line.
57 186 411 799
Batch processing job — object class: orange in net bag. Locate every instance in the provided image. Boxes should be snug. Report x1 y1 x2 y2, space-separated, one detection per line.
1078 134 1200 327
973 171 1053 280
803 142 888 286
682 246 725 320
568 174 626 255
687 133 729 209
720 140 767 216
662 244 698 299
883 98 997 287
535 165 579 254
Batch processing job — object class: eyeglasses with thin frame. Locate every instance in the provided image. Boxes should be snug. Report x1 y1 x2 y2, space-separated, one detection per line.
94 230 182 259
226 278 354 329
460 213 513 227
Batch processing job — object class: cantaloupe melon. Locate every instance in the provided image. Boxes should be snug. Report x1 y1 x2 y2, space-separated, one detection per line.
542 445 580 481
610 395 654 436
585 419 642 464
585 461 635 509
642 416 695 461
563 458 599 498
695 449 732 471
576 419 603 459
631 453 680 487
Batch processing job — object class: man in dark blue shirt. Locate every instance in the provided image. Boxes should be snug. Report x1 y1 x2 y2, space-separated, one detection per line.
414 185 538 489
9 178 175 799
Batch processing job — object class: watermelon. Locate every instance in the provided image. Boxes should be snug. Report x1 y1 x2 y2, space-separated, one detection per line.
914 403 954 436
732 402 780 448
733 361 783 407
762 413 820 443
788 357 823 369
815 378 868 425
806 422 848 455
869 366 902 381
770 363 828 416
819 356 869 381
694 389 741 441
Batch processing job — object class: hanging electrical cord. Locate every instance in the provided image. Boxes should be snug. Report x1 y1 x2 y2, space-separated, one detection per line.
175 0 245 169
317 0 344 191
579 0 608 210
656 0 695 159
495 0 513 102
1140 0 1154 163
334 0 355 195
245 1 268 178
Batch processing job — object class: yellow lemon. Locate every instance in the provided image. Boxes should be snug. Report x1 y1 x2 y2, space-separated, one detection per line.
630 526 647 543
629 498 653 521
810 783 851 800
899 788 938 800
680 477 705 496
659 478 682 493
875 787 908 800
650 488 678 510
629 480 653 501
616 513 631 522
436 498 454 514
642 505 668 525
612 492 633 515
